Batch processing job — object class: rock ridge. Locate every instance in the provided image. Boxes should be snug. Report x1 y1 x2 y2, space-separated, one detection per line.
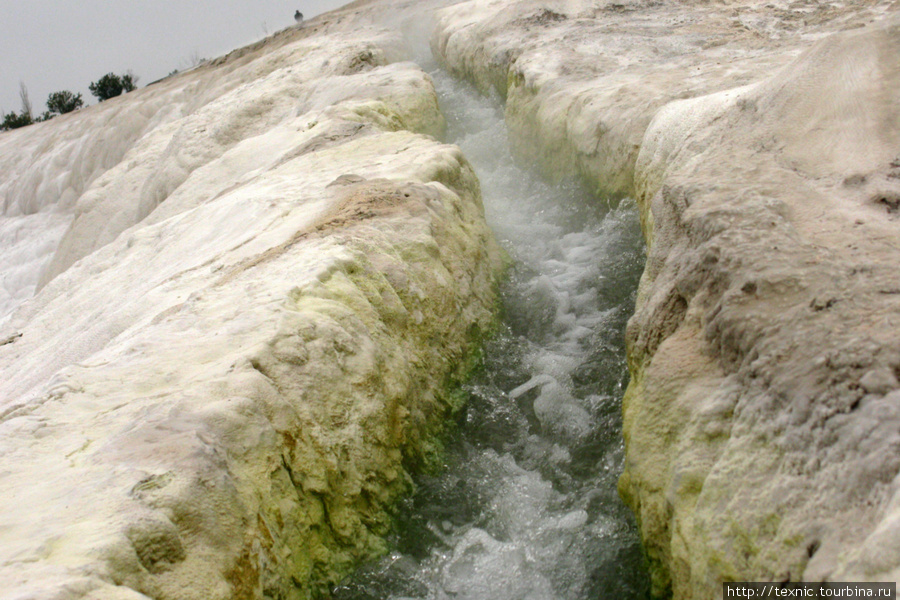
431 0 900 597
0 8 501 600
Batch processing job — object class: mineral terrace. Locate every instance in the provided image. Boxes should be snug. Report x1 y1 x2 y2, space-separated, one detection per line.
1 0 899 598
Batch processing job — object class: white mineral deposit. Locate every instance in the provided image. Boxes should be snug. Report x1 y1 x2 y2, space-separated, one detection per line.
1 0 898 598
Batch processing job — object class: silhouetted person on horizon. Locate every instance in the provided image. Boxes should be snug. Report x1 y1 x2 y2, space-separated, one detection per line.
295 10 304 23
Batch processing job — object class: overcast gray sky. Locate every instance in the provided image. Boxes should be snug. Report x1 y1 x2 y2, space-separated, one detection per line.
0 1 351 115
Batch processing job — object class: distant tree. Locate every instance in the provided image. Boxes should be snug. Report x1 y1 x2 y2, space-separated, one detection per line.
89 73 124 101
122 71 138 92
1 110 33 130
180 51 205 71
1 83 35 131
19 82 32 120
46 90 84 115
89 72 139 101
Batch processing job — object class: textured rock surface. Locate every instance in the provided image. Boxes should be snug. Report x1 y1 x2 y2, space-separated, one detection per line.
0 7 500 600
627 17 900 597
432 0 900 597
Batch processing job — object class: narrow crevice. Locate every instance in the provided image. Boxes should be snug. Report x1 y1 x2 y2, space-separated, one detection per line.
332 52 650 600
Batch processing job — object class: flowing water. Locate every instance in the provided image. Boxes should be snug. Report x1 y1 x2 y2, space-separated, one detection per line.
332 58 650 600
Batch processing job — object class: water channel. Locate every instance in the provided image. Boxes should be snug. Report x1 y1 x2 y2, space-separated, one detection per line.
333 51 650 599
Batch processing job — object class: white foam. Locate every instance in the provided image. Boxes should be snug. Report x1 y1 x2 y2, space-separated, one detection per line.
333 60 648 600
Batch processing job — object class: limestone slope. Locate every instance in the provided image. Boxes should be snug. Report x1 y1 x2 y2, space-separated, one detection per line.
431 0 890 198
432 0 900 597
0 11 500 600
626 16 900 596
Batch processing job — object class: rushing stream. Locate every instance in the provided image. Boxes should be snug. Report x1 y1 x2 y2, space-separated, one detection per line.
332 55 650 599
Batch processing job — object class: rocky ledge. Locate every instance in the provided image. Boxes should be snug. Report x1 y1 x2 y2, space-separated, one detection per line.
0 8 500 600
432 0 900 597
4 0 900 597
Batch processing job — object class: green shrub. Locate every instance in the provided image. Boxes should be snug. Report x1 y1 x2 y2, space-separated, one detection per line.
46 90 84 115
122 73 137 92
89 71 138 101
1 111 33 130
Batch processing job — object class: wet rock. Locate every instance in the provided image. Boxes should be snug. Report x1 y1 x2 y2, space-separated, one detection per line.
433 0 900 597
0 7 500 600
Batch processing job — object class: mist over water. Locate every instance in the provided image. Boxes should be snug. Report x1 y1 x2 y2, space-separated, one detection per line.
333 53 650 600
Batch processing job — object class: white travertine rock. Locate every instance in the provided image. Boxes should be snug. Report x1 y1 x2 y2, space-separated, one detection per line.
6 0 900 596
0 9 500 600
625 17 900 597
432 0 900 597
